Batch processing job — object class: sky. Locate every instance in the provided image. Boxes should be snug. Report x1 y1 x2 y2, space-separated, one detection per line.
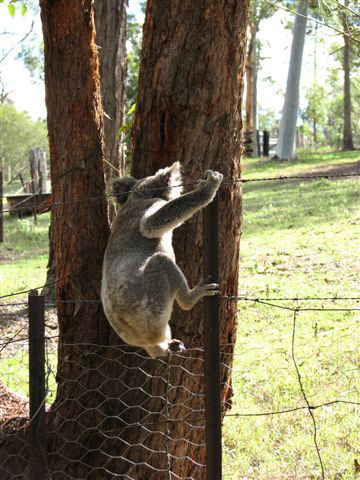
0 1 339 123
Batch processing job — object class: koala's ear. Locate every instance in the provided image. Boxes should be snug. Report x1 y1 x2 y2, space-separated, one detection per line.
112 176 137 204
159 161 182 187
151 162 182 199
163 162 183 198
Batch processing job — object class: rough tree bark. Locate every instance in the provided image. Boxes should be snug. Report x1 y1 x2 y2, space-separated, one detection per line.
275 0 307 161
94 0 127 180
42 1 127 303
342 0 355 151
39 1 112 478
129 0 248 477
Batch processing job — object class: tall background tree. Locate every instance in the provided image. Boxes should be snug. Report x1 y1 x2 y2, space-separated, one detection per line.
341 0 355 150
244 0 275 157
95 0 127 180
275 0 308 161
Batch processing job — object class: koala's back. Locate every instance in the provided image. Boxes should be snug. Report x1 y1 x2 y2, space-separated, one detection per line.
101 198 174 344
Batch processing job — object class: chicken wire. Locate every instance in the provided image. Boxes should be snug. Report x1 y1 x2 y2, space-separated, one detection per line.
0 336 207 480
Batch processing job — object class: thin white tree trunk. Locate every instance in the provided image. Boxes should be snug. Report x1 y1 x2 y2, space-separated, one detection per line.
275 0 307 161
252 0 259 157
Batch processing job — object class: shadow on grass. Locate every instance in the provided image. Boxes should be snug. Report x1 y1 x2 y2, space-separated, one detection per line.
243 150 360 176
243 159 360 196
243 177 360 235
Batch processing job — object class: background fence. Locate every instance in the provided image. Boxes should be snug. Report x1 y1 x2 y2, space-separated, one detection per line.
0 169 359 479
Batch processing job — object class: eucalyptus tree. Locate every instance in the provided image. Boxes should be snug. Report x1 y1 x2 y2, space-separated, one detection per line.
275 0 308 161
245 0 276 157
341 0 356 150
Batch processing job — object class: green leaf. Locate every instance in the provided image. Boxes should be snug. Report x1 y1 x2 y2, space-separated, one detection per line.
0 1 5 4
127 103 136 115
8 3 15 16
21 3 27 15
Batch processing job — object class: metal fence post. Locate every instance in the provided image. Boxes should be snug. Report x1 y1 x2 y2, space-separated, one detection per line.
28 290 48 479
202 193 222 480
263 130 270 157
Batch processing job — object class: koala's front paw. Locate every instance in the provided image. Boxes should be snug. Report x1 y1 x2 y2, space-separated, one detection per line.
204 170 223 185
195 282 219 299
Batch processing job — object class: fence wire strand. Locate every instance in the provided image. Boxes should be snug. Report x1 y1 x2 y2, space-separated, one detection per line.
2 171 359 214
291 309 325 480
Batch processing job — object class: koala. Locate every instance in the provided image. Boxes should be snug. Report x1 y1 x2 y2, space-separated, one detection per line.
101 162 223 359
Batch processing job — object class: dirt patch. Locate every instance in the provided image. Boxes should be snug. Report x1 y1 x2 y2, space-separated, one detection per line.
0 380 28 424
0 303 58 421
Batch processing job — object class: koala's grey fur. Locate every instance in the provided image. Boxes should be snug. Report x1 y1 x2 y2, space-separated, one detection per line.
101 162 223 358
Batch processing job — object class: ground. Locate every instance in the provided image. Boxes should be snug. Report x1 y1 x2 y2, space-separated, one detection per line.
0 381 28 424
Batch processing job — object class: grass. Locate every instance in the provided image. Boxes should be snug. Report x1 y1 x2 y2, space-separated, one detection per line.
0 349 29 397
242 149 360 179
0 211 56 403
223 150 360 479
0 212 50 297
0 349 58 405
0 150 359 477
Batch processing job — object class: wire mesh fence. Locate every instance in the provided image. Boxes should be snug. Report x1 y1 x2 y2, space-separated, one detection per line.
46 343 206 479
221 300 360 479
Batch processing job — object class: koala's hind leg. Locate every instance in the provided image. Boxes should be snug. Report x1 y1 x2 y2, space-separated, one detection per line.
145 342 170 359
143 253 219 313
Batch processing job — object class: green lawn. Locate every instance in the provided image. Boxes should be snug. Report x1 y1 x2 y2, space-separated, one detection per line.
0 212 50 298
223 150 360 479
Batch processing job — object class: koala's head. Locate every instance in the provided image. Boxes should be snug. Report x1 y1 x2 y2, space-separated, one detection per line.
112 162 182 205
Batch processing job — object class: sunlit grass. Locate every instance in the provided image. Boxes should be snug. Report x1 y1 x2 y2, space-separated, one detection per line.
0 212 50 297
0 349 58 406
242 149 360 179
223 151 360 479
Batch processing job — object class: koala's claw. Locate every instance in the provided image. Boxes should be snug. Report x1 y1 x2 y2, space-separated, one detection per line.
168 339 186 354
200 283 220 297
204 170 223 184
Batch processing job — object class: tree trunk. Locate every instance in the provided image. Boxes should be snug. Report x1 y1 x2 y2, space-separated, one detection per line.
41 223 56 302
246 0 261 158
40 1 114 477
130 0 248 478
251 25 259 158
342 0 355 151
42 1 127 305
275 0 307 161
244 19 255 155
94 0 127 181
